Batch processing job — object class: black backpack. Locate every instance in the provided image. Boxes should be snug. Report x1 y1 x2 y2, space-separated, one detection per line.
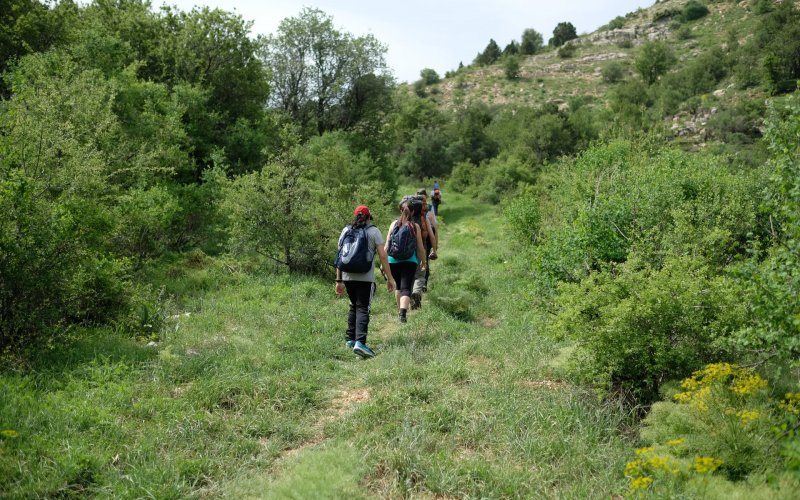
335 224 374 273
387 221 417 260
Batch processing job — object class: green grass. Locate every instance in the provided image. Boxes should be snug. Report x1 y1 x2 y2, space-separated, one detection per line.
0 192 635 498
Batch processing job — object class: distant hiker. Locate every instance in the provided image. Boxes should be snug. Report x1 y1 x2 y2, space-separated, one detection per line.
411 190 437 304
386 199 427 323
431 182 442 215
335 205 395 359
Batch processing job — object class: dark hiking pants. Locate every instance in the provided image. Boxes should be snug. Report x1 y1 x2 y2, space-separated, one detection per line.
345 280 376 344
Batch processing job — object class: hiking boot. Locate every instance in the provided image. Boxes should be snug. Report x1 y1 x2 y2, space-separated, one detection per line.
410 292 421 310
346 340 355 350
353 341 376 359
399 313 407 324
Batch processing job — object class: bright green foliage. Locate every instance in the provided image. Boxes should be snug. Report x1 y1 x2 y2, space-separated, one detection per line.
222 130 393 274
513 140 769 397
681 1 710 22
656 47 729 113
635 41 676 85
520 28 543 55
264 7 389 135
420 68 440 85
549 22 577 47
550 256 743 400
736 96 800 363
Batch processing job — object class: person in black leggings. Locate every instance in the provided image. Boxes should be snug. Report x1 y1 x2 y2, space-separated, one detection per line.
335 205 395 358
385 201 427 323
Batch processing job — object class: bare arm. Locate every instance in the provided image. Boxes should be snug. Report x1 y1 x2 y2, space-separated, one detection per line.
414 223 426 270
385 220 396 252
376 245 395 291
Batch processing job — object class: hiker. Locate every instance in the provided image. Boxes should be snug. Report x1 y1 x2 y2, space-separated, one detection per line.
411 190 437 305
385 199 427 323
431 182 442 215
335 205 395 359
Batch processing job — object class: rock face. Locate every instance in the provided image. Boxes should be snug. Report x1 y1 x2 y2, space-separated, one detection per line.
571 22 672 48
670 108 719 140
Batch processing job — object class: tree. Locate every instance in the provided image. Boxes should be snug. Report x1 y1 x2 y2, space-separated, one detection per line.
475 38 501 66
264 8 389 135
504 54 521 80
549 22 577 47
503 40 519 56
634 41 676 85
520 28 544 55
420 67 440 85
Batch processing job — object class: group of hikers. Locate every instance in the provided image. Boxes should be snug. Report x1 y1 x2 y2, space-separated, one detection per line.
334 183 443 359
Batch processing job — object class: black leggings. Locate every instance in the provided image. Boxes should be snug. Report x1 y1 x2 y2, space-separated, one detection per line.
344 281 375 343
389 261 417 298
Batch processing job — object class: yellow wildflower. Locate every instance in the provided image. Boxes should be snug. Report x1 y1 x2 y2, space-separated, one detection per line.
624 459 644 478
730 372 768 396
780 393 800 415
693 456 723 474
647 456 669 471
666 438 685 446
635 447 654 456
736 409 761 425
629 476 653 491
0 429 18 438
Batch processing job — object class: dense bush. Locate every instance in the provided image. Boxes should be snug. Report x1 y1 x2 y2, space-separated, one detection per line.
509 140 770 398
681 1 710 22
503 54 520 79
635 41 676 85
520 28 544 55
601 62 626 84
557 43 576 59
549 22 577 47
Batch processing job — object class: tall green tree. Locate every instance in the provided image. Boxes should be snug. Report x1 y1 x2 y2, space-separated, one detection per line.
475 38 501 66
520 28 543 55
549 22 577 47
264 7 389 136
635 41 676 85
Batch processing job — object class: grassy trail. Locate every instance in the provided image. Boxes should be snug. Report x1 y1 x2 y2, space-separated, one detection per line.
1 193 633 498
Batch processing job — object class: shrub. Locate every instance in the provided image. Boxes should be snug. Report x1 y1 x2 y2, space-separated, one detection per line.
603 16 626 31
628 363 800 496
504 191 540 244
503 54 520 80
557 43 576 59
602 61 626 83
549 255 743 401
520 28 544 55
420 68 439 85
682 1 710 22
635 41 676 84
549 22 577 47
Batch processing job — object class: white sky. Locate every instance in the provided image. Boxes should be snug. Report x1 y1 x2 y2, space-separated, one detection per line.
158 0 655 83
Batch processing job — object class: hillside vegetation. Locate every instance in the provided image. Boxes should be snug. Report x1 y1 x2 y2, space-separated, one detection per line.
2 0 800 497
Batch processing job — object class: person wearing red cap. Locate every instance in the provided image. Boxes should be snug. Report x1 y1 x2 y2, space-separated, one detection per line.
335 205 395 359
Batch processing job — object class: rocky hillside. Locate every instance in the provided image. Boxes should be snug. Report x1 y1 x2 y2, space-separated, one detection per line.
418 0 788 145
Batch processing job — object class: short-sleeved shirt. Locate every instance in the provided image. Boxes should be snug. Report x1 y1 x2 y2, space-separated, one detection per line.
338 225 384 283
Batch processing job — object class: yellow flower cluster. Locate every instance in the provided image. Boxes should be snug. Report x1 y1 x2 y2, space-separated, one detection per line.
629 476 653 491
693 456 723 474
735 409 761 425
0 429 18 438
730 372 768 396
673 363 768 411
666 438 685 446
780 392 800 415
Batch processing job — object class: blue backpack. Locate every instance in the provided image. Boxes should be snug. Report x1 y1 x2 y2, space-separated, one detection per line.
387 221 417 260
335 224 374 273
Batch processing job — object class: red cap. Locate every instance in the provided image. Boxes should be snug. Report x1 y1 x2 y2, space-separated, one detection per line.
354 205 372 219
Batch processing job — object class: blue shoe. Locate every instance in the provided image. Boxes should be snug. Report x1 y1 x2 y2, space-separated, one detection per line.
346 340 355 350
353 341 376 359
